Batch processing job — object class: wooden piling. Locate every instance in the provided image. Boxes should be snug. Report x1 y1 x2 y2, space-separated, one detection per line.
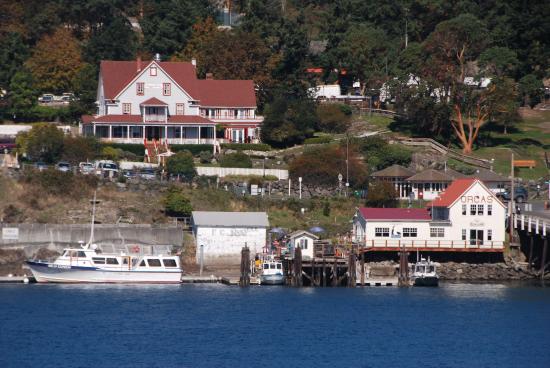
360 251 365 287
293 246 303 287
347 247 356 287
541 237 548 280
332 258 338 287
322 257 326 287
528 235 534 270
311 258 317 287
239 246 250 287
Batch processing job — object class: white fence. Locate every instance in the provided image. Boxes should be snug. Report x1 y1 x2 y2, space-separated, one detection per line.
196 166 288 180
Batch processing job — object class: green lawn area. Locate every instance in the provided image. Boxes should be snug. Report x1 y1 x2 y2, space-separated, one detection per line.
355 114 394 130
472 110 550 180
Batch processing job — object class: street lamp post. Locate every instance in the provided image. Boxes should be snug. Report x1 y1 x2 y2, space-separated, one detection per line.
338 173 343 196
299 177 302 200
263 157 267 177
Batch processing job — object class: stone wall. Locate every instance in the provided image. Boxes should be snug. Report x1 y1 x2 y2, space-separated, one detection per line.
0 223 184 256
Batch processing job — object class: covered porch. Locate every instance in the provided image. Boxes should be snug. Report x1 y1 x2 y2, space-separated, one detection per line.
84 123 217 145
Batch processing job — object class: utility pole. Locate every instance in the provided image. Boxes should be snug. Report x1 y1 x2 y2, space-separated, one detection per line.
404 8 408 49
346 135 349 197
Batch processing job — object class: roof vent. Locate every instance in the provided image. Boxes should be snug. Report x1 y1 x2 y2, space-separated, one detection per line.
191 58 197 67
154 53 161 62
206 72 213 80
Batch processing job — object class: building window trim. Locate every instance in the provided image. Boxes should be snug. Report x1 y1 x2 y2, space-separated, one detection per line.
150 67 157 76
487 204 492 216
122 103 131 114
477 204 484 216
176 103 185 115
136 82 144 96
403 227 417 238
375 227 390 237
163 83 171 96
462 204 467 215
430 227 445 238
470 204 476 216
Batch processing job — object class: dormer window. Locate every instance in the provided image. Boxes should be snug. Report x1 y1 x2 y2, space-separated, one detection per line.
150 67 157 76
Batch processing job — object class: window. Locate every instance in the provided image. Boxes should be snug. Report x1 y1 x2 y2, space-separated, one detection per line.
477 204 484 216
92 257 105 264
375 227 390 237
263 264 269 269
487 205 492 216
299 238 308 249
487 229 492 241
403 228 417 237
123 103 131 114
176 103 185 115
139 260 146 267
106 258 119 265
77 251 86 258
277 264 282 269
470 204 476 215
163 83 171 96
462 204 467 215
462 229 467 241
150 66 157 76
430 228 445 238
136 82 144 96
162 259 177 267
147 259 161 267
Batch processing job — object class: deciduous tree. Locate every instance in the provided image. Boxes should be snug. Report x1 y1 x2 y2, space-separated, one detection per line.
25 28 83 94
16 123 65 163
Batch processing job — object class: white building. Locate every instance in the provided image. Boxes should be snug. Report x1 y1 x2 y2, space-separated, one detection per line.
288 230 319 260
82 57 263 145
191 211 269 265
353 179 506 252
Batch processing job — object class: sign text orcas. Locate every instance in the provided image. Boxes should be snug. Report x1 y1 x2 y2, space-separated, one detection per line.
460 195 494 204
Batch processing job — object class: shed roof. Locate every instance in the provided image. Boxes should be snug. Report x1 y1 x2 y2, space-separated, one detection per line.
406 169 453 182
192 211 269 227
288 230 320 240
358 208 431 221
371 164 415 178
469 168 507 182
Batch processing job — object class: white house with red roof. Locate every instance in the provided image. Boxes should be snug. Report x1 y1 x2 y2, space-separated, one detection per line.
82 57 263 145
352 179 506 252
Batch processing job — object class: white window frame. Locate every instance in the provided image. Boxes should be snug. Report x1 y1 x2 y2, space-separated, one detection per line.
462 204 467 215
487 229 492 241
477 204 484 216
487 204 492 216
403 227 417 237
461 229 467 241
136 82 144 96
150 67 157 76
430 227 445 238
375 227 389 237
176 103 185 115
470 204 476 215
122 103 131 114
163 83 171 96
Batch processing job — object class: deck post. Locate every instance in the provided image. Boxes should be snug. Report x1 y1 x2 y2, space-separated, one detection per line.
541 237 548 280
293 246 303 287
347 246 356 287
322 257 326 287
311 257 316 287
332 258 338 287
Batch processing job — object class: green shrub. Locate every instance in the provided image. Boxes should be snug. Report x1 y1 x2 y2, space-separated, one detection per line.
199 150 213 164
316 103 352 133
304 136 333 144
219 151 253 168
166 151 196 181
101 143 144 157
21 168 98 198
163 186 193 217
365 181 398 207
220 143 271 151
171 144 214 156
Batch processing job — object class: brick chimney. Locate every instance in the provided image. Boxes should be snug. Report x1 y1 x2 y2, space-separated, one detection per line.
136 56 142 72
206 72 213 80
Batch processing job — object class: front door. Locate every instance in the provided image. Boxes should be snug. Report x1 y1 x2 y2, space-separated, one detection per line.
469 229 484 246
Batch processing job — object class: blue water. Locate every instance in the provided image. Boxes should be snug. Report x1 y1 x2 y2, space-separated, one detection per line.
1 283 549 368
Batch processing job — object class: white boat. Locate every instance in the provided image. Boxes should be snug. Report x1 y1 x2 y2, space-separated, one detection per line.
27 243 182 284
26 191 182 284
412 257 439 287
260 256 284 285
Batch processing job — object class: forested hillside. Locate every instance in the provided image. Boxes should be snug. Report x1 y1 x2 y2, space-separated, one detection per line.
0 0 548 152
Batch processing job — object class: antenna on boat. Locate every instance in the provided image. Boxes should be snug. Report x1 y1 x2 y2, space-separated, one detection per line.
87 190 97 248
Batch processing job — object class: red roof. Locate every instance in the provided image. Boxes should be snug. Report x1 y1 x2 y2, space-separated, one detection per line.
358 208 431 221
87 114 214 125
429 178 477 207
100 60 257 107
140 97 168 106
196 80 257 107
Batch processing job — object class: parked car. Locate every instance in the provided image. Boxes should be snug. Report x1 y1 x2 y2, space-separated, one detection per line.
79 162 95 175
56 161 71 172
38 94 54 103
499 187 528 203
95 160 119 177
139 169 157 181
34 162 48 171
123 170 138 180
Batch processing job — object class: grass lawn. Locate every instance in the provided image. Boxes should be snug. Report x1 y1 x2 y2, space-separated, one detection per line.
354 114 394 130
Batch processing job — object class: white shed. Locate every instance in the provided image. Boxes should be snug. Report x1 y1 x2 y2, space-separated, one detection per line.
288 230 319 260
191 211 269 265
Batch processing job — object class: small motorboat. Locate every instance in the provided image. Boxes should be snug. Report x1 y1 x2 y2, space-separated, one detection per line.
260 256 284 285
412 257 439 287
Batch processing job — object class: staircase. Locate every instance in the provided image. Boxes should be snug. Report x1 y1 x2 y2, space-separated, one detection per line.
144 139 170 164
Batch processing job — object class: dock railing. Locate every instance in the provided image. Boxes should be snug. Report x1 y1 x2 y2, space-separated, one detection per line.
353 237 504 251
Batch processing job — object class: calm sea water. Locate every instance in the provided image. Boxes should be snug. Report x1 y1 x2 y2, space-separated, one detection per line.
1 282 549 368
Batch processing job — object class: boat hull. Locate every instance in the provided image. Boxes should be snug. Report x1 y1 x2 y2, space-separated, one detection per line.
26 261 182 284
260 274 285 285
413 276 439 287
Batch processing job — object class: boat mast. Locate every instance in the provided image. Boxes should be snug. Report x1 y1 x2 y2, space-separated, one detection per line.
87 190 97 247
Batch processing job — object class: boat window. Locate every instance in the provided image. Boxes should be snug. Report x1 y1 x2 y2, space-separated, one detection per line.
92 257 105 264
139 260 146 267
428 266 435 273
277 264 282 269
77 251 87 258
270 264 276 269
263 264 269 269
162 259 177 267
147 259 161 267
63 251 70 256
123 258 128 265
106 258 119 265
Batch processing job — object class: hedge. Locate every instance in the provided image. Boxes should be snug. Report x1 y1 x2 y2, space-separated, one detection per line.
304 136 333 144
101 143 213 156
221 143 271 151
